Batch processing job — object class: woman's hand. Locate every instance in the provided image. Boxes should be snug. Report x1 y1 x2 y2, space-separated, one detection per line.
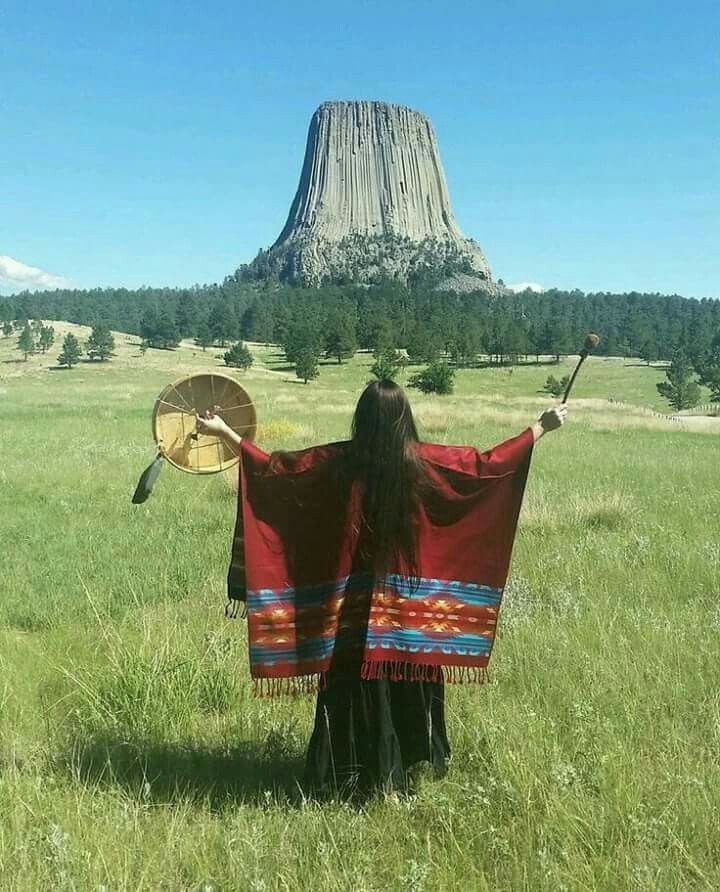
195 407 244 455
540 404 567 432
531 404 567 442
195 408 229 437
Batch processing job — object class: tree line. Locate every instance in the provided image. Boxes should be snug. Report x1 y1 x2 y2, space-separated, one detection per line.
2 278 719 401
2 280 718 363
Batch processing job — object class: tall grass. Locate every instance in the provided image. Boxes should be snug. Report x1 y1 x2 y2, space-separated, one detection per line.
1 331 719 889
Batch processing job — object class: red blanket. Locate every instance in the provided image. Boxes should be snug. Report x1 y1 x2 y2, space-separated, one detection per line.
230 428 534 694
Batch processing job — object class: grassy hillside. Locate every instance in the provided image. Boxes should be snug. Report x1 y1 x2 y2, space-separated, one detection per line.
1 325 719 890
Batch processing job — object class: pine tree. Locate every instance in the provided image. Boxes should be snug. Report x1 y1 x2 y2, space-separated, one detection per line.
544 318 572 363
208 300 239 346
656 351 701 411
485 321 507 364
686 314 713 367
370 347 405 381
175 298 198 338
38 325 55 353
271 302 293 347
295 347 320 384
639 338 659 365
140 307 160 345
17 324 35 360
694 332 720 402
699 365 720 403
224 341 254 370
156 312 180 349
2 321 13 338
364 314 394 353
325 309 358 363
450 323 482 368
526 323 542 363
408 361 455 395
505 322 530 364
243 299 275 343
194 320 213 351
406 327 442 363
543 374 570 397
86 324 115 361
284 318 324 365
57 333 82 368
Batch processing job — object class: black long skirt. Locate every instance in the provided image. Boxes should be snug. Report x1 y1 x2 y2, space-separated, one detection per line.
303 675 451 798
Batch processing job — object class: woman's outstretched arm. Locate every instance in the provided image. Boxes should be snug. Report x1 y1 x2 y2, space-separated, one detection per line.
195 410 243 455
195 403 567 458
531 404 567 442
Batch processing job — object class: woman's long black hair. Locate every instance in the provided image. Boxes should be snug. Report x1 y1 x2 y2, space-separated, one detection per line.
346 379 429 582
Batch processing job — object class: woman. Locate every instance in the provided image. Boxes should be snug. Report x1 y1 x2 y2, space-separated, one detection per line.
197 380 566 798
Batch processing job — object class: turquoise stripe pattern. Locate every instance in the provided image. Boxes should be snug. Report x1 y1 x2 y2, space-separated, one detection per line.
247 573 504 676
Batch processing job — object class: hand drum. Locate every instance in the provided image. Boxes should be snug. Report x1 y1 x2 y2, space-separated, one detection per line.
152 373 257 474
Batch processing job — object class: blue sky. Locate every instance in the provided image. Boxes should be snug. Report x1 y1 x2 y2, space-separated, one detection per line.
1 0 718 296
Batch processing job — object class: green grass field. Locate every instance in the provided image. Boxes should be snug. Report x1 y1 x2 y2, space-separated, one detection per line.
2 324 719 890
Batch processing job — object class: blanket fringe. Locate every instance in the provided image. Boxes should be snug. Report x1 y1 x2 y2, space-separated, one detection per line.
252 662 489 697
361 660 489 685
225 599 247 620
443 664 490 685
252 674 323 698
360 659 444 683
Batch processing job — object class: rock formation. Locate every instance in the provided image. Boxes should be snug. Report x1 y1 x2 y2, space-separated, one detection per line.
240 101 498 291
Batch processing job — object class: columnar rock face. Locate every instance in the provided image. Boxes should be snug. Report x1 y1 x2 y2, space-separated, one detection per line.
241 101 497 290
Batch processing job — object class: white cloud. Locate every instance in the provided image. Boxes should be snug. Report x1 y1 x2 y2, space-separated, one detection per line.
0 255 72 294
507 281 545 294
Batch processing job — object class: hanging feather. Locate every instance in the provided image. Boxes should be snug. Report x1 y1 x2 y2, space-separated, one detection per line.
131 454 165 503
